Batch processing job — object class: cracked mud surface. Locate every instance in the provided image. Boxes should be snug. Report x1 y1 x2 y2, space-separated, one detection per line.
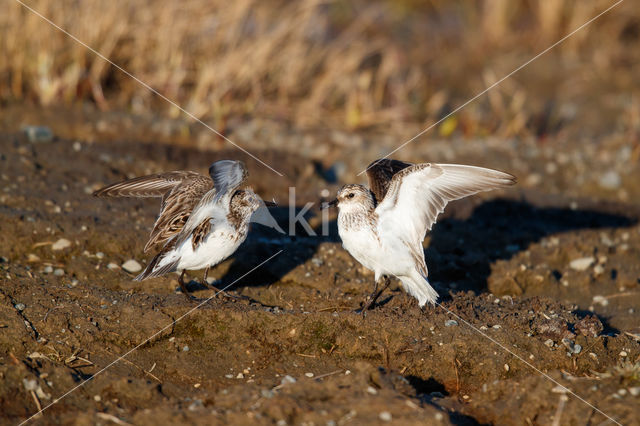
1 107 640 425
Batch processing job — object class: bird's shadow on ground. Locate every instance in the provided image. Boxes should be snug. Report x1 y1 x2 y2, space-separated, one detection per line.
425 197 637 297
211 196 637 300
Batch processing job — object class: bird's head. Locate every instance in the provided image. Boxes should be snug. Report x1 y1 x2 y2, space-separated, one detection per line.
231 188 262 216
323 184 374 212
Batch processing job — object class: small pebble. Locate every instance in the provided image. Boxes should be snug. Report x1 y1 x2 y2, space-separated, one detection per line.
122 259 142 273
544 339 554 348
629 387 640 397
188 400 203 411
593 265 604 276
53 268 64 276
444 320 458 327
51 238 71 251
367 386 378 395
619 351 628 357
236 373 244 379
261 389 275 398
107 263 119 270
182 346 189 352
592 295 609 307
504 364 509 372
22 125 53 143
379 412 392 422
96 252 105 259
569 257 594 271
598 171 621 190
14 303 25 311
280 375 296 385
43 265 53 274
304 372 314 378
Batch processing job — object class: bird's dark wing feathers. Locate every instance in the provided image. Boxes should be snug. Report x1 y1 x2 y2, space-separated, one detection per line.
92 171 203 198
209 160 248 203
365 158 413 204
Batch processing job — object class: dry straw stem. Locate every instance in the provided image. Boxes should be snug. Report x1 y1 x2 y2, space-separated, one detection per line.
1 0 637 134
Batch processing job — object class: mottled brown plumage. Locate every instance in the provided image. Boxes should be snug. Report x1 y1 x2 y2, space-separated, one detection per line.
93 160 261 298
94 171 213 252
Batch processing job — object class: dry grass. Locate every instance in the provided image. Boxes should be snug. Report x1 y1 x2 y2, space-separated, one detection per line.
1 0 639 136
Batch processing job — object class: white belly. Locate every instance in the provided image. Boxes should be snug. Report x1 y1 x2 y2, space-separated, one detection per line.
160 226 247 272
338 215 421 279
338 221 385 276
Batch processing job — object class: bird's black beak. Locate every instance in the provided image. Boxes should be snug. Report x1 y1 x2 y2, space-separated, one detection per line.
321 198 338 210
263 199 278 207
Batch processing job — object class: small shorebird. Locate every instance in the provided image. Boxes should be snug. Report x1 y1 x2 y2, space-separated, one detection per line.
324 159 516 311
94 160 270 298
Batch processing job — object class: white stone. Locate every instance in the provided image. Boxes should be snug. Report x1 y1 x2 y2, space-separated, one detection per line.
599 171 621 190
593 264 604 276
379 412 392 422
592 295 609 306
122 259 142 273
569 257 594 271
51 238 71 251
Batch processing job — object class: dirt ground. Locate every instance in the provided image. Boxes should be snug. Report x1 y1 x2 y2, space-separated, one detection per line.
1 105 639 425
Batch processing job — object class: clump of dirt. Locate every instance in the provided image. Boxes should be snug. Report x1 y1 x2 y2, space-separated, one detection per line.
1 121 639 425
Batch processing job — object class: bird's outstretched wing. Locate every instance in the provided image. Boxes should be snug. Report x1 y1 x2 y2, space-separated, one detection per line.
93 171 213 252
376 163 516 247
365 159 413 205
174 160 249 249
92 171 204 198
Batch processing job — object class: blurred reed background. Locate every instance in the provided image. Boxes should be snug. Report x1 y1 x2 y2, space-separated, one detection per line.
1 0 638 138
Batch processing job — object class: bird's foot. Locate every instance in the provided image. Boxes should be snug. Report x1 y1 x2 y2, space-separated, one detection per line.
357 291 380 316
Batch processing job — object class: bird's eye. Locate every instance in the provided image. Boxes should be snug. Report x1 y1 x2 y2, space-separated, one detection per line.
348 193 355 199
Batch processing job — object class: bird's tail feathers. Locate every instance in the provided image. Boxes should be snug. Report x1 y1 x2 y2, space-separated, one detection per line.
399 271 439 307
135 252 179 281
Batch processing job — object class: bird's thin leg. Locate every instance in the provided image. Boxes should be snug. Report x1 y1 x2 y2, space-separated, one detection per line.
178 270 194 300
202 266 210 286
361 275 391 312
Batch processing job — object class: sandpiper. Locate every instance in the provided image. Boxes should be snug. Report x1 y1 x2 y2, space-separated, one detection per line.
324 159 516 310
94 160 271 298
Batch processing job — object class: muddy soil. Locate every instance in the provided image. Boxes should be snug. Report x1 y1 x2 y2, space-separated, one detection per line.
1 107 639 425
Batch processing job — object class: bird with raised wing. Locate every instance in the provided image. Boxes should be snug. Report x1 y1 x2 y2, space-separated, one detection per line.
324 159 516 311
93 160 271 298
